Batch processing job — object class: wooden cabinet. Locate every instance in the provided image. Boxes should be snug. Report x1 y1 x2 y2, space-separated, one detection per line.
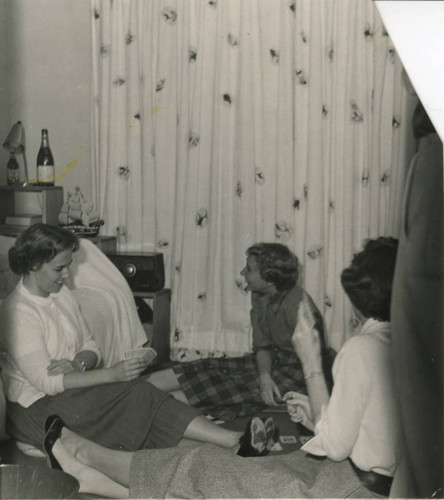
0 185 63 235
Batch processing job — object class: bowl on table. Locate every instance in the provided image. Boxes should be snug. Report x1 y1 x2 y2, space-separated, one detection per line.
0 464 79 499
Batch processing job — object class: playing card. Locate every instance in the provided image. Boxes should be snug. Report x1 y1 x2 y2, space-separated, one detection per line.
268 441 283 451
279 435 298 444
124 347 157 364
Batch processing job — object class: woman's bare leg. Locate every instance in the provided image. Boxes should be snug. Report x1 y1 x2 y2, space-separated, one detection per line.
146 368 190 403
170 388 189 403
61 428 134 488
52 438 129 498
62 415 240 467
146 367 182 392
183 415 242 450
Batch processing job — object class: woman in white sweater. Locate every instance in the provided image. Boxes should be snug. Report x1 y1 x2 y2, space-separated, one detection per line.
0 223 274 458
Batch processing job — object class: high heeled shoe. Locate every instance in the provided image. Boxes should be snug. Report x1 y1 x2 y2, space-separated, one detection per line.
43 414 65 471
237 416 269 457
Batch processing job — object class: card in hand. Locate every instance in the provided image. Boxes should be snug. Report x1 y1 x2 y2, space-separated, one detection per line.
124 347 157 364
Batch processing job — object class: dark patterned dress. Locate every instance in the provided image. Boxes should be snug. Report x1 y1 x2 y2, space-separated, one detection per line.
173 285 334 419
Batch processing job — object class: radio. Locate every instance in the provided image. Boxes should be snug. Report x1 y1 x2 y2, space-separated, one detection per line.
106 252 165 292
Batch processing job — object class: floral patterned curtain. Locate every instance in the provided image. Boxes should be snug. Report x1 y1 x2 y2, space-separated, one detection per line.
91 0 415 360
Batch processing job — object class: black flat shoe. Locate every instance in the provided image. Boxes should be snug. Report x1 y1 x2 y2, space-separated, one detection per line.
237 416 269 457
43 415 65 471
45 414 60 434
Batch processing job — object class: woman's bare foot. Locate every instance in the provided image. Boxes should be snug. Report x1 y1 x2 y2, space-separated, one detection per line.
52 439 129 498
59 427 86 462
59 427 133 488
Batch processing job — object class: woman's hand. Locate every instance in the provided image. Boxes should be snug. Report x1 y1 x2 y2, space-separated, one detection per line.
47 359 76 376
283 391 314 431
259 373 282 406
109 358 149 382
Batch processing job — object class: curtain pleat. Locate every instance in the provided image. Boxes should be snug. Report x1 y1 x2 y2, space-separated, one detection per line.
91 0 416 358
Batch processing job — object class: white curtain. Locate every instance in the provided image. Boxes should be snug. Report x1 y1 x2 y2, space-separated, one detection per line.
91 0 416 359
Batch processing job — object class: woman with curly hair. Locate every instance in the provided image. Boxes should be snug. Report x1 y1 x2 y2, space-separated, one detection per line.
148 242 334 419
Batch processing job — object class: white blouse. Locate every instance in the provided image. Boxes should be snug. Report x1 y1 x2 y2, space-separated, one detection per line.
0 280 101 407
302 318 402 477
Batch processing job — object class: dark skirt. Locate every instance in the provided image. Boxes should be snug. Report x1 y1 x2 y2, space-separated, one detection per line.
6 378 200 452
173 348 307 420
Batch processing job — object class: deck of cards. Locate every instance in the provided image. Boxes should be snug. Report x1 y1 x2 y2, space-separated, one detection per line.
123 346 158 365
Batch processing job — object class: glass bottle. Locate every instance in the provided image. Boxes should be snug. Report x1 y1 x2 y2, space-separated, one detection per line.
7 151 20 185
37 129 55 186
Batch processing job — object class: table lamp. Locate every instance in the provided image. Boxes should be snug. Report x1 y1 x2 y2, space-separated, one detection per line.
3 121 29 186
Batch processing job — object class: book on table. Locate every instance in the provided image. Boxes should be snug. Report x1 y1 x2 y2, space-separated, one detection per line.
4 214 43 226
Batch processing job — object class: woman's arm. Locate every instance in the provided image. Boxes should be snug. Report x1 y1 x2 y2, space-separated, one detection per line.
291 300 330 426
62 357 149 389
42 351 149 390
301 363 329 427
251 293 281 405
256 349 282 405
4 300 148 395
301 339 368 461
47 350 99 376
44 295 102 377
3 302 66 396
13 345 148 393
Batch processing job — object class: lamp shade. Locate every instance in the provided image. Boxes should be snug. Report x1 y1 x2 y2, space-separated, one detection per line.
3 121 25 152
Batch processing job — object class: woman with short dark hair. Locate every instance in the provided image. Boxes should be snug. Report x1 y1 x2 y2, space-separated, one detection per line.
340 237 398 322
0 223 275 460
8 223 80 276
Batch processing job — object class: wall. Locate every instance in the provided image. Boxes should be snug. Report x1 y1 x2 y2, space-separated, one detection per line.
0 1 15 169
0 0 93 202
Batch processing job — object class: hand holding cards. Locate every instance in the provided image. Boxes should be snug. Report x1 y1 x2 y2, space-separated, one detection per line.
124 347 157 365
